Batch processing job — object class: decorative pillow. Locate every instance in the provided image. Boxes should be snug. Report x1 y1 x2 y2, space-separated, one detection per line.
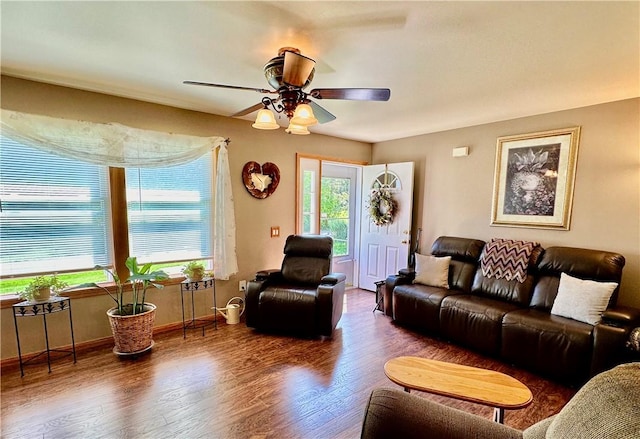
550 272 618 325
413 253 451 289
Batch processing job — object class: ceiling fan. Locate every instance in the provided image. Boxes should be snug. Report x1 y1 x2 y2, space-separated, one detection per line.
184 47 391 134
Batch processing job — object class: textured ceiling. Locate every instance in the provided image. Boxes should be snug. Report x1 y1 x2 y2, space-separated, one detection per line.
2 1 638 143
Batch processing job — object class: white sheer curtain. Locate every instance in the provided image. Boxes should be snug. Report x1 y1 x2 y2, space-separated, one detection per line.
1 109 238 277
213 144 238 279
1 109 226 167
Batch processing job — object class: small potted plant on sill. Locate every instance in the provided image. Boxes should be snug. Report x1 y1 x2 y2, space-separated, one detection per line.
78 257 168 356
182 261 205 282
19 274 68 303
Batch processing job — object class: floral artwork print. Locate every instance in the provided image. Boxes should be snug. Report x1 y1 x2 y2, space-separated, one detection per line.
492 127 580 230
503 143 560 216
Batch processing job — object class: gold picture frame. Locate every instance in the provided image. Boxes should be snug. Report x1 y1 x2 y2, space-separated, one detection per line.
491 127 580 230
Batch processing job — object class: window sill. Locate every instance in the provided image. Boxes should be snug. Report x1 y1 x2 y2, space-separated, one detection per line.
0 276 187 309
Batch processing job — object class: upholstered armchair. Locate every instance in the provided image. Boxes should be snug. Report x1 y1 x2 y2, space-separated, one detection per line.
245 234 346 337
360 363 640 439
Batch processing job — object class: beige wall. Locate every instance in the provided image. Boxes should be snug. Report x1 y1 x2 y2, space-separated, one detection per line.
0 76 372 359
373 98 640 308
2 76 638 360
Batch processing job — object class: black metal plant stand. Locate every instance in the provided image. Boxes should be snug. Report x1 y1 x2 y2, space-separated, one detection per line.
180 277 217 338
12 296 77 377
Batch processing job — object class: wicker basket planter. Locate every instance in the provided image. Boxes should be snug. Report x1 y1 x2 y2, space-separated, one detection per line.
107 303 156 355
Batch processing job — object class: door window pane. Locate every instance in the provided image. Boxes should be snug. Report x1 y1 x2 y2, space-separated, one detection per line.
320 176 350 257
302 170 316 234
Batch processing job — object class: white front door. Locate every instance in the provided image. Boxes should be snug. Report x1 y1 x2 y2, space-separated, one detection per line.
358 162 414 291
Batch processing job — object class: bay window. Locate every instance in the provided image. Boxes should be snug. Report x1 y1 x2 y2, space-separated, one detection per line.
126 153 213 266
0 136 214 295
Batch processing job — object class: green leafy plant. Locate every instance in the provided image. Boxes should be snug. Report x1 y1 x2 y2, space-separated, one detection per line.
19 274 68 302
182 261 205 281
82 257 168 315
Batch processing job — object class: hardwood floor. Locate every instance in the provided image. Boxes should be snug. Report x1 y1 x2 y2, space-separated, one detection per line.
1 289 575 438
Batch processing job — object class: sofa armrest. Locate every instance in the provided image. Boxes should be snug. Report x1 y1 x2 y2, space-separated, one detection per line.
398 267 416 278
316 275 346 337
361 388 522 439
591 306 640 376
321 273 347 286
383 270 415 317
244 278 268 328
601 306 640 327
246 270 281 328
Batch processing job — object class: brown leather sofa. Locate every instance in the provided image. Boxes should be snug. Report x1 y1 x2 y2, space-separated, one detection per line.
245 234 346 337
385 236 640 384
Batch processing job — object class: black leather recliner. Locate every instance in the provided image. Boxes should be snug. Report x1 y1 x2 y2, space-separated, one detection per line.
245 234 346 337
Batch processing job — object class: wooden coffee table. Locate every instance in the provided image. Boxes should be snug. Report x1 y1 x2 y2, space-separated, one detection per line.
384 356 533 423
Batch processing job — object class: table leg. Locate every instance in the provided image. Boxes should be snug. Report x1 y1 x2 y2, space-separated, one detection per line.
68 299 77 363
212 280 217 330
180 288 186 339
13 312 24 377
42 312 52 373
403 387 410 393
493 407 504 423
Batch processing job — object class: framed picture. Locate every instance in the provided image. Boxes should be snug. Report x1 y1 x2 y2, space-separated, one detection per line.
491 127 580 230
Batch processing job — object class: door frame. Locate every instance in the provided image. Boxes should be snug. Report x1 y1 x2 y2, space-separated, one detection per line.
296 154 367 286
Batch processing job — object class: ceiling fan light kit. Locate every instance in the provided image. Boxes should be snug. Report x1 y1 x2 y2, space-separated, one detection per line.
252 108 280 130
290 103 318 127
285 123 311 136
185 47 390 135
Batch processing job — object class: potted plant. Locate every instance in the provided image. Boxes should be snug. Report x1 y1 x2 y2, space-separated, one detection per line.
182 260 205 282
19 274 68 302
87 257 168 355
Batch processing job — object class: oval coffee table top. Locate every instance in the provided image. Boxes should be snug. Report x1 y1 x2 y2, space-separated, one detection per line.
384 356 533 409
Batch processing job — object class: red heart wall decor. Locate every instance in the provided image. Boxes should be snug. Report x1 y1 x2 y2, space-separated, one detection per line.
242 161 280 199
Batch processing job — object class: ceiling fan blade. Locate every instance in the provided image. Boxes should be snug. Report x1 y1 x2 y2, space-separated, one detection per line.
184 80 274 94
310 88 391 101
283 51 316 87
231 102 266 117
309 101 337 124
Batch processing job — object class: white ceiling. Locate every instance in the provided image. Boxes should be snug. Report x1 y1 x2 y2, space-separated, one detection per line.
2 1 638 143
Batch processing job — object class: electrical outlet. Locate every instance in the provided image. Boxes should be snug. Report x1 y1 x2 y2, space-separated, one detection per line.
239 280 247 291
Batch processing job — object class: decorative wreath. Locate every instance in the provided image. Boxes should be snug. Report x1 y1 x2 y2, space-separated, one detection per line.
367 188 397 226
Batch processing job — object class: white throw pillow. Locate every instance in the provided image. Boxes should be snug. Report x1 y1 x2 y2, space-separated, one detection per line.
413 253 451 289
550 272 618 325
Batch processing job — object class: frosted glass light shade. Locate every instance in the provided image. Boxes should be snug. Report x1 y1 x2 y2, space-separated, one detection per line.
252 109 279 130
285 123 310 135
290 103 318 126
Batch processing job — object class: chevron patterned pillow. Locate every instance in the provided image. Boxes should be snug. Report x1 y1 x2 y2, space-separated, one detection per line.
480 238 539 283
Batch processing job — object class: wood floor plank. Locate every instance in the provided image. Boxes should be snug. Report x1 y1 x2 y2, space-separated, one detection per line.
1 289 575 438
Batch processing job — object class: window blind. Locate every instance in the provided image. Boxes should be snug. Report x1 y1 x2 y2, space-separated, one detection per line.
126 152 213 264
0 136 112 277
